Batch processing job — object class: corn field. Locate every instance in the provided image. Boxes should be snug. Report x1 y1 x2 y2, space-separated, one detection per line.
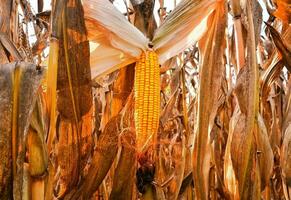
0 0 290 199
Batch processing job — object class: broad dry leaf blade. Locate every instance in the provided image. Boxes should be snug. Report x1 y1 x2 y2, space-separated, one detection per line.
230 1 260 199
54 0 94 197
192 1 226 199
0 62 44 200
256 114 274 190
65 115 120 200
0 64 13 199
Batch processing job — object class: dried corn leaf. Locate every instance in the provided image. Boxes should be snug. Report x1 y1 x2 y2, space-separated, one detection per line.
0 64 13 199
281 125 291 195
166 135 186 200
0 33 23 61
55 119 80 198
230 111 260 199
230 1 259 198
261 26 291 90
273 0 291 23
256 114 274 190
58 0 92 121
283 80 291 134
261 55 283 100
53 0 94 197
224 106 240 199
267 23 291 71
192 1 226 199
109 130 136 200
155 119 185 200
0 62 44 200
65 115 120 200
159 89 180 125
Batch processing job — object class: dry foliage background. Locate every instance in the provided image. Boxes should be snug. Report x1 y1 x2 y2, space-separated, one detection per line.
0 0 290 199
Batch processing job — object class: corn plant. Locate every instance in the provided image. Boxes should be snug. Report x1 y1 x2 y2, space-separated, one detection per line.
0 0 290 199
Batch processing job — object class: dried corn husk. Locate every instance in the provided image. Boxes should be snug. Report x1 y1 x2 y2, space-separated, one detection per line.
83 0 148 78
152 0 217 63
84 0 220 79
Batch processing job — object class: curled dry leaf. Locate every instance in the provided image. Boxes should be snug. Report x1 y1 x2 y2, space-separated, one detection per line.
109 130 136 200
224 106 240 199
65 115 121 200
160 89 180 125
155 118 186 200
266 23 291 71
256 114 274 190
281 125 291 197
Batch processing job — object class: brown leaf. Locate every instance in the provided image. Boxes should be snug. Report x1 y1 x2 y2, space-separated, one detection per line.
65 115 121 200
160 89 180 125
0 33 23 61
53 0 94 197
109 130 136 200
0 64 13 198
272 0 291 23
0 62 44 199
256 114 274 190
281 125 291 188
266 23 291 71
234 67 248 115
230 112 260 200
192 2 226 199
230 1 260 198
224 106 241 199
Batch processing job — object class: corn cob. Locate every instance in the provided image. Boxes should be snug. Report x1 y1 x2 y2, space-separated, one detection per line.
134 50 160 153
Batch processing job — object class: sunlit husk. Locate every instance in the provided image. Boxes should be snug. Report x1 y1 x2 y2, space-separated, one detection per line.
83 0 149 78
152 0 217 64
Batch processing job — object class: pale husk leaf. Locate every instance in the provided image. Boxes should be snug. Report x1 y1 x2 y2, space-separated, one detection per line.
152 0 217 64
83 0 149 78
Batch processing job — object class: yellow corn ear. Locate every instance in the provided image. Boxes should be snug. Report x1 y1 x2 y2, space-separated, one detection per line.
134 50 160 153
